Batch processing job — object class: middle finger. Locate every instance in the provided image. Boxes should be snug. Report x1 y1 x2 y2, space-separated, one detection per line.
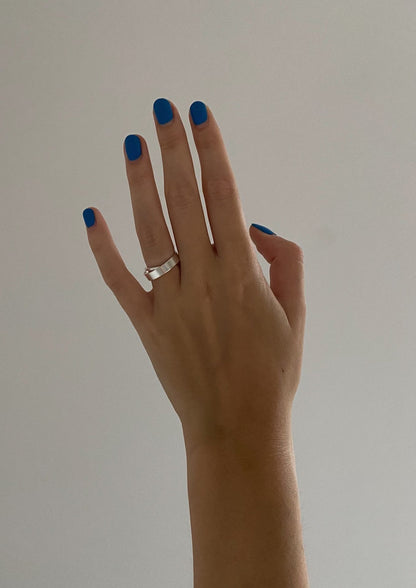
152 98 213 281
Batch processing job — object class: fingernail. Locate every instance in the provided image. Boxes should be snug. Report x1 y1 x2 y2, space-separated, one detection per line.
124 135 142 161
153 98 173 125
190 101 208 125
251 223 276 235
83 208 95 228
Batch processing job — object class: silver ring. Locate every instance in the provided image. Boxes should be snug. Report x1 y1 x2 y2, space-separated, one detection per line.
144 252 180 281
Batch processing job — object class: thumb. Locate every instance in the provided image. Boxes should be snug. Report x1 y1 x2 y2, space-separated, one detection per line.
249 223 306 332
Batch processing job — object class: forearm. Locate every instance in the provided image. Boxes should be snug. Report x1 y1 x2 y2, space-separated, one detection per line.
183 424 309 588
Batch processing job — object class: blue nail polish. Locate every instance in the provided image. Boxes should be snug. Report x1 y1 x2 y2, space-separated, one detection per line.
124 135 142 161
190 101 208 125
153 98 173 125
83 208 95 228
251 223 276 235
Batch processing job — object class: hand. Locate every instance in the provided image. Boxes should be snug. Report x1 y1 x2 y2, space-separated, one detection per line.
83 98 306 454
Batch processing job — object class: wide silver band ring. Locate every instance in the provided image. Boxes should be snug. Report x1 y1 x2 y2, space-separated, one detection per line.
144 252 180 282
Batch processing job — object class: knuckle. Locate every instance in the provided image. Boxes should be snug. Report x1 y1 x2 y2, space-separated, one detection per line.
223 259 258 295
159 131 181 151
294 245 304 264
188 278 215 306
205 177 238 202
198 131 218 150
128 164 152 185
104 269 125 292
167 184 195 210
139 224 163 250
287 241 304 263
296 246 305 264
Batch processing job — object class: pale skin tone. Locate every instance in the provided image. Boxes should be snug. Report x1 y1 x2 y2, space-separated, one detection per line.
84 99 309 587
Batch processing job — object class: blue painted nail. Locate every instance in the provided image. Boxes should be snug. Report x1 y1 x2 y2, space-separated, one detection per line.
124 135 142 161
153 98 173 125
190 101 208 125
251 223 276 235
83 208 95 228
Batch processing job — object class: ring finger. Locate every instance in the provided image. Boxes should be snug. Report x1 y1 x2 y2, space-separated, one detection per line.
123 132 179 294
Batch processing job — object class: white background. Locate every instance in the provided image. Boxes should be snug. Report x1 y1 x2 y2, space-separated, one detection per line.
1 1 415 586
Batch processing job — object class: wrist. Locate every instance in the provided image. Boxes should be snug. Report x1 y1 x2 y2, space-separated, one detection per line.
182 410 294 465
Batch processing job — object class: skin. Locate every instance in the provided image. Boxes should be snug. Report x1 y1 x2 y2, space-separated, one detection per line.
83 99 309 586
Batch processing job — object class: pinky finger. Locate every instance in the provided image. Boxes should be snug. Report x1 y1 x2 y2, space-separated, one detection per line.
82 207 153 330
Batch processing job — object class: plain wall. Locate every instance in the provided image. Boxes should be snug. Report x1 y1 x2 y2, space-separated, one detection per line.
1 1 415 586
